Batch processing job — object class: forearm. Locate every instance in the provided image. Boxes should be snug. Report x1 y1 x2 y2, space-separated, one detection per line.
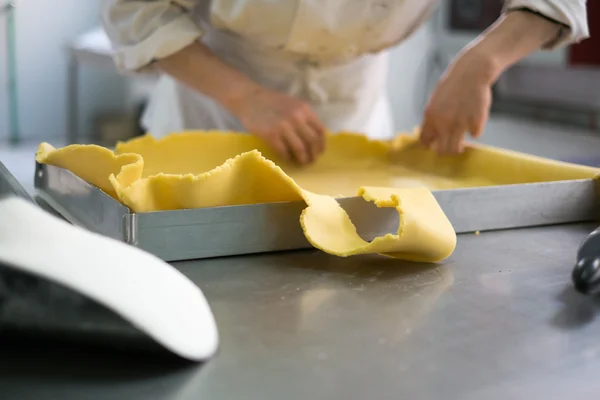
462 10 562 83
102 0 262 112
155 42 262 113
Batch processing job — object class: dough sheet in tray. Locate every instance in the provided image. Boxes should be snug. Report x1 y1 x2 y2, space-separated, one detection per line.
36 131 600 211
33 131 600 261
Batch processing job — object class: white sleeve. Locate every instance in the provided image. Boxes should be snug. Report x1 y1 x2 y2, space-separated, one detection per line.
100 0 203 72
503 0 589 49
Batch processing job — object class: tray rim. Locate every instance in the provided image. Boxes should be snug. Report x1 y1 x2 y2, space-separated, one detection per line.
33 162 600 261
34 161 599 216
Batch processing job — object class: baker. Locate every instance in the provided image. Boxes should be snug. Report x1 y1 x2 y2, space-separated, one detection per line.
101 1 588 164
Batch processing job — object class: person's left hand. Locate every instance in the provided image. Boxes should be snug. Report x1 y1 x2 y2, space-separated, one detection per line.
420 50 500 154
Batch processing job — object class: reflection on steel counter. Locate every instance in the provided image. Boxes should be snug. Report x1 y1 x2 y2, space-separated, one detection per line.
2 224 599 399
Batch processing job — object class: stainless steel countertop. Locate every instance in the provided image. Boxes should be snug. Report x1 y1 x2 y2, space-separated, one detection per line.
2 223 600 399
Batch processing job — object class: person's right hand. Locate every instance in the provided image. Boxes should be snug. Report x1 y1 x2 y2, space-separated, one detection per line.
228 87 326 165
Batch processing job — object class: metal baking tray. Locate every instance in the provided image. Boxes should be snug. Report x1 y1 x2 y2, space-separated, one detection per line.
34 162 600 262
1 160 35 204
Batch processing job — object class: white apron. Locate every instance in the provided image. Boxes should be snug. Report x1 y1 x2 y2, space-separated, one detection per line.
141 0 437 140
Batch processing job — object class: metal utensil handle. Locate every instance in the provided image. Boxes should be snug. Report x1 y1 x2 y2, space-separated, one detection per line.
572 226 600 295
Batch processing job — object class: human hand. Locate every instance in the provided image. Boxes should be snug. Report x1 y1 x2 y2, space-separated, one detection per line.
228 87 326 165
420 50 499 155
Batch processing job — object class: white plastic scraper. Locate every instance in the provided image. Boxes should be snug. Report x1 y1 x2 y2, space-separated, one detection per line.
0 196 219 362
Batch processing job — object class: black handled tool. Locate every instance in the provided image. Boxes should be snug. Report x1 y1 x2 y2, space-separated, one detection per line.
572 226 600 295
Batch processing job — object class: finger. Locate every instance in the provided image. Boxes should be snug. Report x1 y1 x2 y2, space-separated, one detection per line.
281 123 309 165
271 136 290 162
306 113 326 137
296 123 322 162
420 116 437 148
308 120 327 153
294 105 325 151
448 129 465 154
436 132 451 155
430 138 442 154
430 122 449 155
306 118 326 153
438 123 462 155
445 125 466 154
444 121 467 154
469 116 486 139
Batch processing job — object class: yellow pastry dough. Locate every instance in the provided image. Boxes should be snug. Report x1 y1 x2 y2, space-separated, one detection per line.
35 130 600 262
106 149 456 262
301 186 456 262
114 132 498 195
388 134 600 185
35 142 143 200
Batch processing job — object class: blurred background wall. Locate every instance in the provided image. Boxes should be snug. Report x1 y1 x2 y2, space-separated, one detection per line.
1 0 599 144
0 0 126 142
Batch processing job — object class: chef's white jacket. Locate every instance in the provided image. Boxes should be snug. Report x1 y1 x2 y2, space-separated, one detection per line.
101 0 589 139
